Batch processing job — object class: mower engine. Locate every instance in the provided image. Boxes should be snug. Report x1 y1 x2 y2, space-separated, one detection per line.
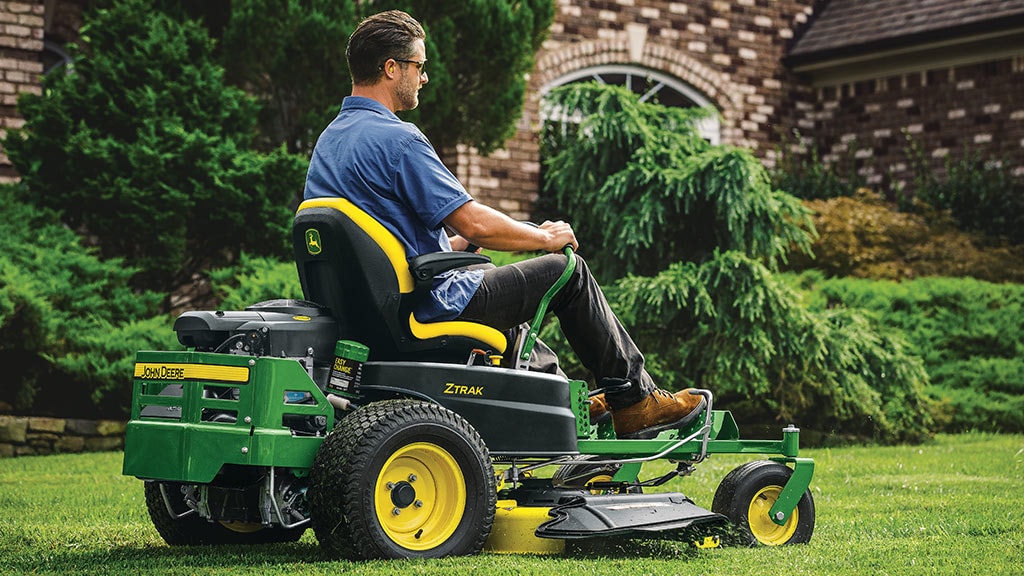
173 299 338 390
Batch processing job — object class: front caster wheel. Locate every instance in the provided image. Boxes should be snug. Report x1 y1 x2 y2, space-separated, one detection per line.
308 399 495 559
711 460 814 546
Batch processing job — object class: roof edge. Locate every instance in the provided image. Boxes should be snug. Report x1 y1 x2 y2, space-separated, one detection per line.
786 11 1024 68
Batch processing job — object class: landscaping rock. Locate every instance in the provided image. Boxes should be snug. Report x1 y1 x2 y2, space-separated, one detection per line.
0 416 28 443
65 419 99 436
28 417 65 434
95 420 126 436
84 436 123 452
55 435 85 453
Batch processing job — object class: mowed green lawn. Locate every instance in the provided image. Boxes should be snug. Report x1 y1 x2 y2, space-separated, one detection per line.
1 433 1021 575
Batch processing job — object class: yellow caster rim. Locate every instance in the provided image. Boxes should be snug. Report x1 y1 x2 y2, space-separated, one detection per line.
747 485 798 546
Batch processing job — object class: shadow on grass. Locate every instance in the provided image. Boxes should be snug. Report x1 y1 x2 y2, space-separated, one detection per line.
11 540 336 573
12 525 745 572
563 523 747 560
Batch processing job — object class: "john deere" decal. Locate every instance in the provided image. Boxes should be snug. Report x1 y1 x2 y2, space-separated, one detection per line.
134 363 250 383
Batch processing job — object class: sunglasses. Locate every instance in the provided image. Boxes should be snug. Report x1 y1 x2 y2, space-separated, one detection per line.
393 58 427 74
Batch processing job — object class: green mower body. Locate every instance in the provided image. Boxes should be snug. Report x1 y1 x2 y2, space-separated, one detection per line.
123 201 815 557
124 323 814 556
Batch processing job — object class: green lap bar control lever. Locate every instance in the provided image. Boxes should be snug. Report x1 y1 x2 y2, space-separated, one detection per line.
516 246 577 368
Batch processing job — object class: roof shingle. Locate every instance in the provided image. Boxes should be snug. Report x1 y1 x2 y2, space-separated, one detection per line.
789 0 1024 62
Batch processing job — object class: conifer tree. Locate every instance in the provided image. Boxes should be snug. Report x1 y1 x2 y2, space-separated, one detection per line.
3 0 305 291
540 83 935 442
164 0 555 156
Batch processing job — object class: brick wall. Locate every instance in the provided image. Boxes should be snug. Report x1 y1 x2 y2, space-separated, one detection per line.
789 57 1024 193
0 1 44 183
461 0 1024 217
463 0 819 217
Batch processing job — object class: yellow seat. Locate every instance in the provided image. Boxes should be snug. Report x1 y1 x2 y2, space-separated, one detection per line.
293 197 506 362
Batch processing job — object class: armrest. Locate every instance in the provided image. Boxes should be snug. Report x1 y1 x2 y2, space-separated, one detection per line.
408 252 491 291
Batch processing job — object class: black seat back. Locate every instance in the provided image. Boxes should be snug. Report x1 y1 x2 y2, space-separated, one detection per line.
293 197 505 362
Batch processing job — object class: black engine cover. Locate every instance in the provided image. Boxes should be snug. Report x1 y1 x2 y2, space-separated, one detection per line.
173 299 338 373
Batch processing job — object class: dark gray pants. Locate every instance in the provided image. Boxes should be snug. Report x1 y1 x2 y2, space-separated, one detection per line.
457 253 655 409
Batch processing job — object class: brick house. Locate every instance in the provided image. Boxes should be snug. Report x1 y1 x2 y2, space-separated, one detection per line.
2 0 1023 215
458 0 1024 217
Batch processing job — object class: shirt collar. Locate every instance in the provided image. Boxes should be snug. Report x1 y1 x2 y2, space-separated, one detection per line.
341 96 398 120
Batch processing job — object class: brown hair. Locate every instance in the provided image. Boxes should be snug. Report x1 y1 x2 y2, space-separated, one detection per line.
346 10 425 85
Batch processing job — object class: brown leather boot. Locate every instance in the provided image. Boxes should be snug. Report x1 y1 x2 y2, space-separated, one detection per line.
588 393 610 423
611 388 707 439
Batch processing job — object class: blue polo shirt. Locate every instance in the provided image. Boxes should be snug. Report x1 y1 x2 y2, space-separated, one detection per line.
304 96 484 322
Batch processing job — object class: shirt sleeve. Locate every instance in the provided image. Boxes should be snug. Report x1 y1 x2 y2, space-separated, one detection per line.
393 134 472 230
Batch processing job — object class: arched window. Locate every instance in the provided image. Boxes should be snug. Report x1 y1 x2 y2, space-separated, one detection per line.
542 65 721 144
42 40 73 75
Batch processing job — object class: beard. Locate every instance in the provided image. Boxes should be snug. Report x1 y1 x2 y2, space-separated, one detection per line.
395 71 420 111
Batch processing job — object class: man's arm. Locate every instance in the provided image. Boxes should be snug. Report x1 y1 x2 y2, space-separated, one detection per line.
444 200 578 253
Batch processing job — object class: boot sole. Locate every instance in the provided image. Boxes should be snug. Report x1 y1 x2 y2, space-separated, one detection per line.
616 397 708 440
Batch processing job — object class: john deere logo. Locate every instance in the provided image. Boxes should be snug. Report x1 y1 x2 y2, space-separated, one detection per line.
305 229 322 255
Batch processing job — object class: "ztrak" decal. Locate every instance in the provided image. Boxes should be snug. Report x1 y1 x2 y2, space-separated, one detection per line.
443 382 484 396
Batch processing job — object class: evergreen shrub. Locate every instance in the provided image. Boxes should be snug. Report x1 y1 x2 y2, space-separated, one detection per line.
795 273 1024 433
908 144 1024 245
208 254 303 311
2 0 305 292
788 190 1024 282
537 84 935 443
0 185 177 418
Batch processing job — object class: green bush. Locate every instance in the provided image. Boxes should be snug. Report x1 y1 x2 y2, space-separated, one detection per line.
794 273 1024 433
608 252 935 444
907 142 1024 245
787 190 1024 282
541 83 815 282
208 254 304 311
535 84 932 443
3 0 305 292
772 132 1024 246
770 130 868 201
536 256 936 444
0 185 177 417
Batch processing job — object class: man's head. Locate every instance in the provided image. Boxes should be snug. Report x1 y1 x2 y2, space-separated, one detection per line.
347 10 428 111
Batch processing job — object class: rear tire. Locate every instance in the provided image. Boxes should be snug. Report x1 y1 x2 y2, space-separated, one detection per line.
308 399 495 559
711 460 814 546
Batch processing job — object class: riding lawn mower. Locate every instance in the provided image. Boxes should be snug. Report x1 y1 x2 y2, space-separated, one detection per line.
122 197 816 559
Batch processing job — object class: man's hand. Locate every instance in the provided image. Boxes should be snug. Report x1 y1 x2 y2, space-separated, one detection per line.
447 234 478 252
537 220 578 252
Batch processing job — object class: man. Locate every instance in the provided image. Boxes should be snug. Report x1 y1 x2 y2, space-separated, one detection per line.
304 10 706 439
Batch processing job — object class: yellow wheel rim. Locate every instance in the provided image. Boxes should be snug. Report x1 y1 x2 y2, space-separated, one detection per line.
374 442 466 551
218 521 263 534
747 485 798 546
586 474 615 495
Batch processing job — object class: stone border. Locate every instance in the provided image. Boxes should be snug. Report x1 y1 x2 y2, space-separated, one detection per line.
0 415 125 457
